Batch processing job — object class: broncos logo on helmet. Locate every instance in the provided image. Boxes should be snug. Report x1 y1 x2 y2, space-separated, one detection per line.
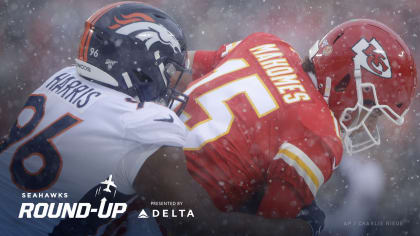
115 22 182 54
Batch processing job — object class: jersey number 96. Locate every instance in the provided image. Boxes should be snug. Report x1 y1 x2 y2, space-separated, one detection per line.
0 94 81 192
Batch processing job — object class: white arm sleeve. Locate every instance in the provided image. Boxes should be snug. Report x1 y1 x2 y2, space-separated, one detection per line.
113 143 161 194
114 102 187 194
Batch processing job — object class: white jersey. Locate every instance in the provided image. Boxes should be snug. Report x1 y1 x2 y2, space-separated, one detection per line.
0 66 186 236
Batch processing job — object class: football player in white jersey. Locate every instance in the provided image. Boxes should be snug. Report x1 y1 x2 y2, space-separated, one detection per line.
0 2 312 236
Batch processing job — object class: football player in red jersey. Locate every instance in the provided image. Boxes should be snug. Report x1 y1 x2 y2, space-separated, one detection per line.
170 19 417 235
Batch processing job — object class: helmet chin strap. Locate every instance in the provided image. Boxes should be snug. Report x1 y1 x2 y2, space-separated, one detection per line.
307 72 332 105
307 72 318 90
323 77 332 104
353 63 364 127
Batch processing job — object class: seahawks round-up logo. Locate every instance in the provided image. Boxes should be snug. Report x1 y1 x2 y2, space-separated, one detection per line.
352 38 392 78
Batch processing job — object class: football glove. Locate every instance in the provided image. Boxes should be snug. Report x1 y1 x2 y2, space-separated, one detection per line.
296 201 326 236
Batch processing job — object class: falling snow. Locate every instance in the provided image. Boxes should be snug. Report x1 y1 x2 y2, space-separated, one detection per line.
0 0 419 236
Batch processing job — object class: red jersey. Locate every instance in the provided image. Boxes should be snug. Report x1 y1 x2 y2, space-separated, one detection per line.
182 33 343 218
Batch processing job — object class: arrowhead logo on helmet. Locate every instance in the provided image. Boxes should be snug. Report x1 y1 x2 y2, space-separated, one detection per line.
352 38 392 78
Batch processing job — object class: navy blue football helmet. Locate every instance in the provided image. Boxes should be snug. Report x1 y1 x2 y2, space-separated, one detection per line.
75 1 188 113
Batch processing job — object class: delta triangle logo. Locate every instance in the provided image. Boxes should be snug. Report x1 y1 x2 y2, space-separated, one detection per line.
138 209 149 219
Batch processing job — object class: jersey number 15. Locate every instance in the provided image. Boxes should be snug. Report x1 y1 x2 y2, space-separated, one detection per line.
182 59 279 150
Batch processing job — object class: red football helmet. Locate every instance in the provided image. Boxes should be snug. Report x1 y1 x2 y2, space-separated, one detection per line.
309 19 417 154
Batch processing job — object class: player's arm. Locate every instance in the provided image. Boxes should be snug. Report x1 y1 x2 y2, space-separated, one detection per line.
259 138 336 215
134 146 312 236
187 41 241 81
257 138 338 235
170 50 214 94
188 50 218 80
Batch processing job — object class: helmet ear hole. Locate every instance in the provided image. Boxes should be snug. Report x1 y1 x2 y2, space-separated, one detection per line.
343 113 352 122
133 70 152 83
334 74 351 92
362 87 372 93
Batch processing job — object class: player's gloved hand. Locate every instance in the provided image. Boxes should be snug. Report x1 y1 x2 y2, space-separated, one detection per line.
296 201 326 236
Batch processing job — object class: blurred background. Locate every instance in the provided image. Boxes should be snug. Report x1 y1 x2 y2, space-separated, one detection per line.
0 0 419 235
